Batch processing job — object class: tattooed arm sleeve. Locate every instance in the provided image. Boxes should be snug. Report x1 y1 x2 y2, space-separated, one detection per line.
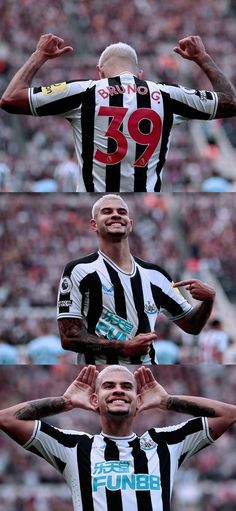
0 395 72 445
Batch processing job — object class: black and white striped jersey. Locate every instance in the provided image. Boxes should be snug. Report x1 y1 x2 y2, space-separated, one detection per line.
24 417 213 511
28 74 218 192
57 250 192 364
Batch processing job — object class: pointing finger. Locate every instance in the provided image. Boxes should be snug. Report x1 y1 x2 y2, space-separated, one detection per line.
173 280 195 287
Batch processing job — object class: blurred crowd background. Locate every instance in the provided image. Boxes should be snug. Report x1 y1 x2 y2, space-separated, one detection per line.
0 0 236 191
0 192 236 364
0 365 236 511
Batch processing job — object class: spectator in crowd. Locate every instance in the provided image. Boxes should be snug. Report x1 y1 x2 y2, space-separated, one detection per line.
0 339 18 364
54 148 79 192
27 325 72 364
198 318 229 363
152 321 181 364
224 337 236 364
201 169 232 192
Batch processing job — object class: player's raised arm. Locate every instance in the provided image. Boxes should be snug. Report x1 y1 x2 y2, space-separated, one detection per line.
0 365 97 445
135 367 236 440
0 33 73 114
173 35 236 118
172 278 215 335
58 317 157 357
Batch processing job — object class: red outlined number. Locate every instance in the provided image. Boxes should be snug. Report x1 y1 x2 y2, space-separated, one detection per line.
94 106 162 167
128 108 162 167
95 106 128 165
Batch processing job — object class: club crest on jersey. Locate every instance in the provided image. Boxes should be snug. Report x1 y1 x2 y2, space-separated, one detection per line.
140 438 156 451
60 277 72 294
144 302 157 314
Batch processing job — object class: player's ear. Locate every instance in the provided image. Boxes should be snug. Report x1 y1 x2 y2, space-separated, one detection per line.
90 218 98 232
135 393 142 415
129 219 133 233
90 393 99 411
97 65 105 78
137 69 144 79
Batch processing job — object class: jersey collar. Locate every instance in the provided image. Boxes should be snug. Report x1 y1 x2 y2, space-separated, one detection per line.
98 250 136 276
101 431 136 441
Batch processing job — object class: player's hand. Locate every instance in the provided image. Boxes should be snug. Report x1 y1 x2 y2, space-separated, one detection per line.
35 33 73 59
173 35 207 63
63 365 99 412
120 332 157 357
173 279 215 301
134 367 168 414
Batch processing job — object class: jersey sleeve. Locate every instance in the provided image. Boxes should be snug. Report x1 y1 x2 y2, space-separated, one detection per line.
28 79 95 117
159 277 192 321
23 420 83 472
154 416 213 461
177 417 213 460
158 83 218 123
57 263 84 320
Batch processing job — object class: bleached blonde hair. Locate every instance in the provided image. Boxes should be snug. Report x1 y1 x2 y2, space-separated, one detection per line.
95 365 137 391
98 42 139 70
91 194 129 219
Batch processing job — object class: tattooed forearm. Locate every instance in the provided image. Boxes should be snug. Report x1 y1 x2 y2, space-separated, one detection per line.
214 92 236 118
15 397 66 420
167 397 216 417
58 318 122 353
199 55 236 94
197 55 236 117
58 318 104 352
184 301 213 334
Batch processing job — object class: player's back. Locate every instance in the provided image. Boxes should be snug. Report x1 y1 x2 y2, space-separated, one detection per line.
87 74 165 192
30 74 217 192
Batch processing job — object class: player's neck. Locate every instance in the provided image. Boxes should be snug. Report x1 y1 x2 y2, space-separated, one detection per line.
99 239 132 272
101 416 134 437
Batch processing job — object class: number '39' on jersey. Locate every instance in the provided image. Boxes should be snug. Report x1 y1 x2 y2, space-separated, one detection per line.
28 74 218 192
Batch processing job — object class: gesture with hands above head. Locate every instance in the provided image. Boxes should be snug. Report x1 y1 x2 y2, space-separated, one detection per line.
35 33 74 59
173 35 208 63
134 367 168 414
63 365 99 412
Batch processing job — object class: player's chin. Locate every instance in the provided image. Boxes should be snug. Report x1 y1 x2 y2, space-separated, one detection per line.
107 229 127 238
108 233 126 238
108 409 130 416
107 403 130 415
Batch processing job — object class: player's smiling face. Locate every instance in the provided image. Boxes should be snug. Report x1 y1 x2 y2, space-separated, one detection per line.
91 198 133 239
93 370 140 418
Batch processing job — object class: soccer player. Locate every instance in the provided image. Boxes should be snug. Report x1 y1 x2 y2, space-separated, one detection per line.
57 194 215 364
1 34 235 192
1 365 236 511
